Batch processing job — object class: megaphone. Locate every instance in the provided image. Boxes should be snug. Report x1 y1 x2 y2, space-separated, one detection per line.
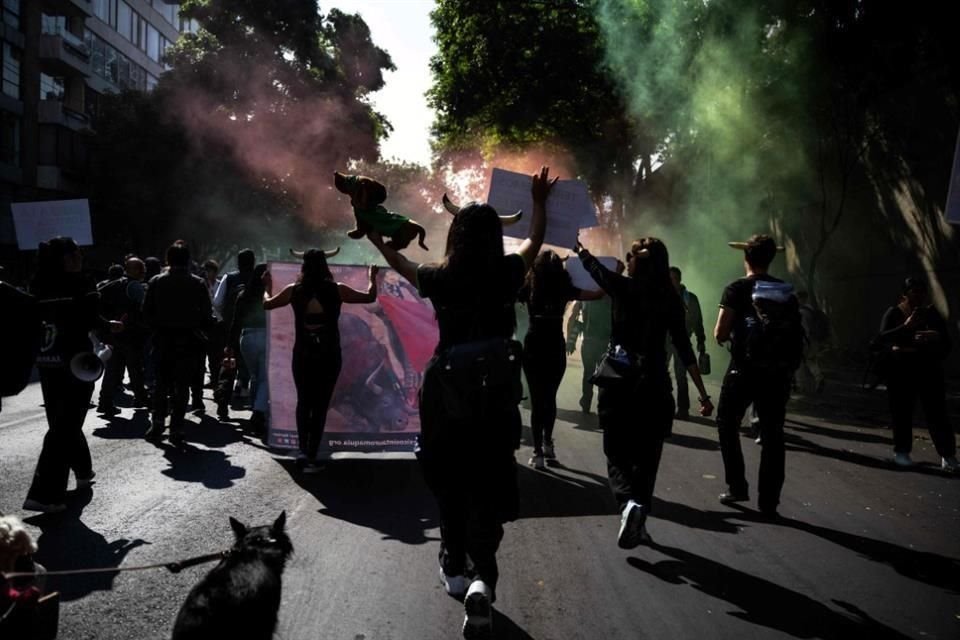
69 331 113 383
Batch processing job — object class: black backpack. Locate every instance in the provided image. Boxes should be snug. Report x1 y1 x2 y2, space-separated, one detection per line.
742 280 805 373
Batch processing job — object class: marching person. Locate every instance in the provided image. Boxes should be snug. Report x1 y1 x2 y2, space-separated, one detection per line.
231 263 270 437
575 237 712 548
566 266 620 414
667 266 707 420
142 241 214 443
874 277 958 472
214 249 255 418
96 256 148 414
367 166 554 639
263 251 378 472
713 235 803 517
520 250 603 469
23 237 122 513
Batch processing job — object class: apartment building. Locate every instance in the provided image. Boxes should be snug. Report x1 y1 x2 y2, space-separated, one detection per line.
0 0 196 243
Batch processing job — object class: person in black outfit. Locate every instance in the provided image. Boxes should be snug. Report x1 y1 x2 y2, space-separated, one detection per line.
520 250 602 469
713 234 793 516
575 237 713 548
875 277 958 472
231 263 270 436
214 249 255 419
368 166 554 639
667 266 707 419
23 237 122 513
96 257 148 414
143 241 214 443
263 250 378 472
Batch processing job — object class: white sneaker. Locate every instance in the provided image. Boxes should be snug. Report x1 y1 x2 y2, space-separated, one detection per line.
617 500 651 549
528 454 545 470
462 579 493 640
893 452 915 468
942 456 960 473
23 499 66 514
439 567 469 599
543 442 556 460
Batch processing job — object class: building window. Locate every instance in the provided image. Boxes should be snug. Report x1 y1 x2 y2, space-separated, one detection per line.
0 111 19 166
146 72 157 91
41 14 68 36
2 41 20 99
2 0 19 30
40 74 65 101
146 23 160 61
117 1 132 41
179 16 199 34
93 0 117 27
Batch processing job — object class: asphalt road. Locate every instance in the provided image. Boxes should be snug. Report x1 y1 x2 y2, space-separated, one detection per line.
1 362 958 640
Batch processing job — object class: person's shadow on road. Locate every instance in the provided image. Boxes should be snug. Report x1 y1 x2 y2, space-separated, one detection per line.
159 441 246 489
275 458 440 546
26 488 150 602
627 542 912 639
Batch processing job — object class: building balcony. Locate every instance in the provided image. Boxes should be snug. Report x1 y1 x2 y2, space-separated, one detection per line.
41 0 93 19
39 32 92 78
38 100 94 134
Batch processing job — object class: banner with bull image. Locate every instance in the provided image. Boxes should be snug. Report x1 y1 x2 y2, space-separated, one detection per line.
266 262 439 452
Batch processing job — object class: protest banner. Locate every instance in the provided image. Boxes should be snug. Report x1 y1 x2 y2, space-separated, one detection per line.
266 262 438 453
946 127 960 225
11 199 93 249
487 168 597 248
565 255 619 291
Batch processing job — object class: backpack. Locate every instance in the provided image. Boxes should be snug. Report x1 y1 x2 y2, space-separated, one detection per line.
742 280 805 373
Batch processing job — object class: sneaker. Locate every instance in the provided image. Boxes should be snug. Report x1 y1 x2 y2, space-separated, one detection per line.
941 456 960 473
543 442 556 460
303 462 326 475
440 567 470 599
462 580 493 640
617 500 650 549
75 471 96 489
216 403 230 421
893 452 914 468
528 454 545 470
718 490 750 505
22 499 66 514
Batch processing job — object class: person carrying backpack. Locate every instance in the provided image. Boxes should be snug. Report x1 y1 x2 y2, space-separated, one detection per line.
713 234 804 518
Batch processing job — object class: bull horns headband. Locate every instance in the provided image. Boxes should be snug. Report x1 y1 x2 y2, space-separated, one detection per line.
289 247 341 259
441 194 523 226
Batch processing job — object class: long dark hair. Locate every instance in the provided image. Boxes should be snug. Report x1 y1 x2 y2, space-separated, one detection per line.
300 249 334 290
628 237 675 300
525 250 572 307
32 236 79 296
442 203 505 285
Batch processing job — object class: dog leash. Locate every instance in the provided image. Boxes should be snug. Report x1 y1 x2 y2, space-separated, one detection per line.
1 550 232 581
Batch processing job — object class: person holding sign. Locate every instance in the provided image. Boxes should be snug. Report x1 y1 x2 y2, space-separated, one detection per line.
520 250 603 469
367 166 556 640
262 250 379 474
574 237 713 549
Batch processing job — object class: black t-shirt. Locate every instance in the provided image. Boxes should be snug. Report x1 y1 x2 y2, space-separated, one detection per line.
519 281 581 338
417 254 527 352
720 274 783 364
291 281 342 351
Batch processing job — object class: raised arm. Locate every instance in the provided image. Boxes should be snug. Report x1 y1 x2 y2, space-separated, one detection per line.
573 243 625 298
516 166 557 269
368 231 420 288
263 271 295 311
339 266 380 304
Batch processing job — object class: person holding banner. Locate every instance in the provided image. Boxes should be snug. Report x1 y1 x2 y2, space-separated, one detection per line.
24 237 122 513
367 166 555 640
263 250 379 474
520 250 603 469
573 237 713 549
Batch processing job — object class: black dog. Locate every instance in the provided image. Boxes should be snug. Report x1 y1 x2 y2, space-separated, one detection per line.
172 512 292 640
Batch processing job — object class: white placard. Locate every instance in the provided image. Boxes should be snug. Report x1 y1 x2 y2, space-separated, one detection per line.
486 168 597 249
946 127 960 225
11 199 93 249
565 255 619 291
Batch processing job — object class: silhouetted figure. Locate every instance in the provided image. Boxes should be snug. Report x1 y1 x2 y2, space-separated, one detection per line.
666 266 706 419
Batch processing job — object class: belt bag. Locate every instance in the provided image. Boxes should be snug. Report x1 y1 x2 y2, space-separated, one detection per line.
589 345 643 388
438 338 523 420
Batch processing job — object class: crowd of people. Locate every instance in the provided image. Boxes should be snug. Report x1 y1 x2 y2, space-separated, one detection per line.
0 165 958 639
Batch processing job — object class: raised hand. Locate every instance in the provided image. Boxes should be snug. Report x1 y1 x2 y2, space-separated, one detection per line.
531 166 559 205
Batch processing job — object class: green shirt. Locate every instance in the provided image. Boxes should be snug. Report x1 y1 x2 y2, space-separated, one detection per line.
354 204 410 236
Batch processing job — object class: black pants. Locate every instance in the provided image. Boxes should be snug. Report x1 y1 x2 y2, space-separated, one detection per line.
522 332 566 454
292 347 341 459
98 339 146 407
26 367 94 504
887 370 956 457
598 379 674 512
716 365 791 511
580 337 606 411
667 343 690 413
154 338 203 431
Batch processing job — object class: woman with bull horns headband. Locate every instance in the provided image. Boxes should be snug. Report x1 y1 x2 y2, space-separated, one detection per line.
263 248 379 473
367 166 556 640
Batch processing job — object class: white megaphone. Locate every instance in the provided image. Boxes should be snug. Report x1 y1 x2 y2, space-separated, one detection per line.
70 331 113 383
